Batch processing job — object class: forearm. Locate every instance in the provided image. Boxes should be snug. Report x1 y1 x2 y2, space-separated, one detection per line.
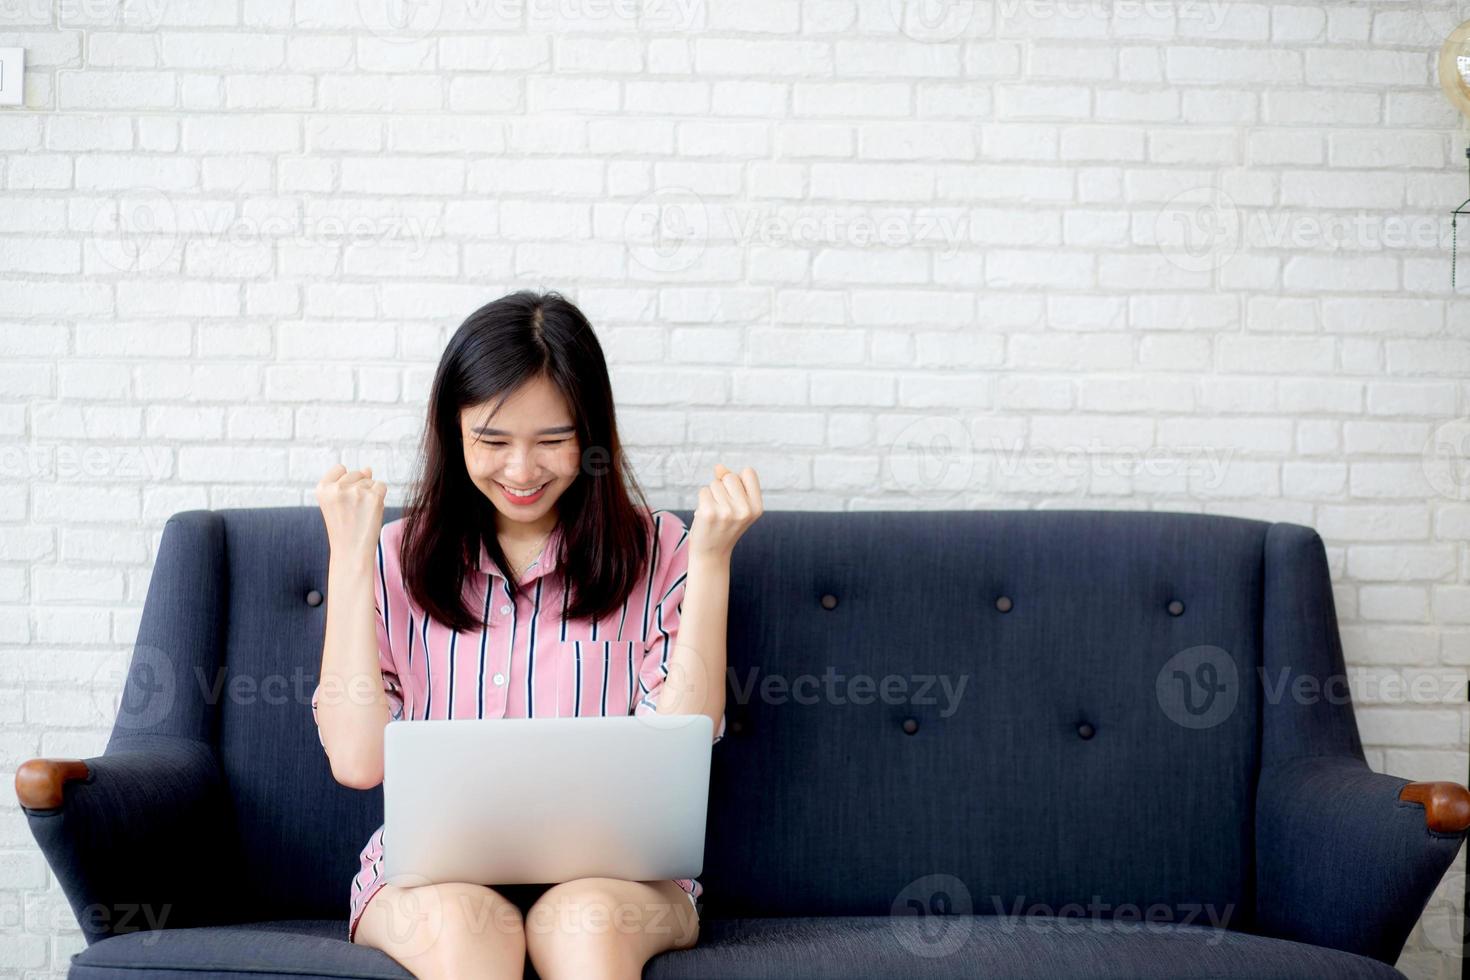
656 552 728 736
317 551 393 788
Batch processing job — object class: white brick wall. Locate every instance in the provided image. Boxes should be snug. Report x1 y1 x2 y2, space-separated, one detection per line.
2 1 1470 976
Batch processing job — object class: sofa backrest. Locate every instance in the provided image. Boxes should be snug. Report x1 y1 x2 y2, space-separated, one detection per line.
698 508 1269 927
126 506 1292 925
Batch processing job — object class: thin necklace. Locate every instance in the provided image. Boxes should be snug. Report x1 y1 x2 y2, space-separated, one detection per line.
505 528 553 580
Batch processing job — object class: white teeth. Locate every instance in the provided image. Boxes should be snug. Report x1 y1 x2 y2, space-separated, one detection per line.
502 482 547 497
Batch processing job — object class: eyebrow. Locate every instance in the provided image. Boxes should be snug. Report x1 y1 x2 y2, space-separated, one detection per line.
471 425 576 436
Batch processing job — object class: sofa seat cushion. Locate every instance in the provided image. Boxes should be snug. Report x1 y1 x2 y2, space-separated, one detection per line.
70 920 414 980
652 916 1403 980
69 916 1402 980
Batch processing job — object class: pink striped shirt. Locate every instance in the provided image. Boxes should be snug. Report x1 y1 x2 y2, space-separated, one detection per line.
311 506 725 941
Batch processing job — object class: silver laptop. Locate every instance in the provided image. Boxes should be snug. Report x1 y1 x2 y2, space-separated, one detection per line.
381 713 714 887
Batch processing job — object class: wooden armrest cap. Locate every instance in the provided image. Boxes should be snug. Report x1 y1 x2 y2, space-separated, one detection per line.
14 758 90 810
1400 781 1470 834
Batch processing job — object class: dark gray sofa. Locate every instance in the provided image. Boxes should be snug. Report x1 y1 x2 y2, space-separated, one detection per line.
17 506 1470 979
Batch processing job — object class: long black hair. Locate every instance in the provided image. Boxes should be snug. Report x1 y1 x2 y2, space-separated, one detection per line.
397 289 658 634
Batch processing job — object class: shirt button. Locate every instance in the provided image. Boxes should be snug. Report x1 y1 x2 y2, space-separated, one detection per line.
500 604 511 615
493 672 505 685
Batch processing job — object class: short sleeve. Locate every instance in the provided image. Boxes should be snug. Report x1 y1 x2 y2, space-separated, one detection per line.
310 524 406 749
370 526 407 721
632 510 726 745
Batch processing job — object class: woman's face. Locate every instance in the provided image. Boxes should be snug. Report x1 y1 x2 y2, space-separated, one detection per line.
460 374 581 530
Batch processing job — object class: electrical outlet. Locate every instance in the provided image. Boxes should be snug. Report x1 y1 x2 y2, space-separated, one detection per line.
0 48 24 107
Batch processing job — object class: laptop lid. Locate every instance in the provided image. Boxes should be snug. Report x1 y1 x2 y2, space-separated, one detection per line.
382 713 714 887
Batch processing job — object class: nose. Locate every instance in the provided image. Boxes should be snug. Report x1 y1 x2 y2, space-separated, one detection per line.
502 448 537 483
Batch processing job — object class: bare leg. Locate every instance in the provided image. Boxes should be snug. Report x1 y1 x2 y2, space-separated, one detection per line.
353 881 528 980
524 877 700 980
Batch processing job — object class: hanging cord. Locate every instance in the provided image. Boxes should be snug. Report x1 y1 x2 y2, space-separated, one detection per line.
1454 146 1470 291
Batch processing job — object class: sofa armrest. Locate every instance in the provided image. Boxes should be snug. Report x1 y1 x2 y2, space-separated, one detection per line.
1399 780 1470 834
1255 757 1469 964
14 734 242 944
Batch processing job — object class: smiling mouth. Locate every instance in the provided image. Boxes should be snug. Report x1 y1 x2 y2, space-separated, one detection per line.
498 481 549 496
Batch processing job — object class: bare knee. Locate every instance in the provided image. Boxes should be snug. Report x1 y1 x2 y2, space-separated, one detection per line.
524 879 698 980
524 883 629 945
354 882 527 980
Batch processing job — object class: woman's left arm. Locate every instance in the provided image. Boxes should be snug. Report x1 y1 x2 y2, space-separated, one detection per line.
656 464 763 741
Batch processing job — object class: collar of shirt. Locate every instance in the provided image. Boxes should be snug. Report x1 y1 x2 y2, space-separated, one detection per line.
474 522 564 584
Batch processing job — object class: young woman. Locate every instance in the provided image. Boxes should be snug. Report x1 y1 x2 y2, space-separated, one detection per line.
311 290 763 980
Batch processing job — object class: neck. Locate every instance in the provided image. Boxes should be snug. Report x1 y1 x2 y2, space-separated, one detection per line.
495 511 558 545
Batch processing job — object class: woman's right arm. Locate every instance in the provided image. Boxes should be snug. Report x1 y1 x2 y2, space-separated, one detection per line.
313 463 393 790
